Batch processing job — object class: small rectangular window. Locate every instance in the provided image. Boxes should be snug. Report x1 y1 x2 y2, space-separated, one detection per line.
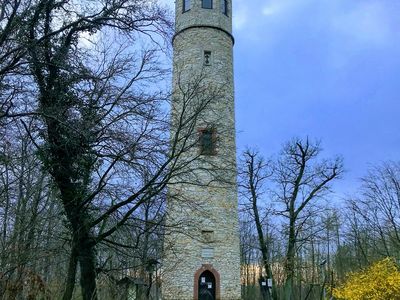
221 0 228 15
183 0 190 12
202 0 213 9
204 51 211 66
199 128 216 155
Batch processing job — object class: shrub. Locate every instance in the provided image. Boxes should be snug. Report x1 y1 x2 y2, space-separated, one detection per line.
333 257 400 300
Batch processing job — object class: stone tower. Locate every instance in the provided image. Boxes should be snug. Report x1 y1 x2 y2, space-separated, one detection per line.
162 0 241 299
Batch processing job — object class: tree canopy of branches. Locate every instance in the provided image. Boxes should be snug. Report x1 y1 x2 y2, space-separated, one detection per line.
239 138 343 300
239 149 277 300
0 0 222 299
275 139 343 299
344 161 400 267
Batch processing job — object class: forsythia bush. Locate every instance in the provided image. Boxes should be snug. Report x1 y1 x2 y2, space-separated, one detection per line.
333 258 400 300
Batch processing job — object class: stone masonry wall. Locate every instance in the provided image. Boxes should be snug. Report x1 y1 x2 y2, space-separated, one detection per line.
175 0 232 34
162 1 241 299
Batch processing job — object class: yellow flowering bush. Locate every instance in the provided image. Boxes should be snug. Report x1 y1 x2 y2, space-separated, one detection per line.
332 258 400 300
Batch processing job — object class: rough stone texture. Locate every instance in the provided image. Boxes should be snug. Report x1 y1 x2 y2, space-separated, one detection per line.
175 0 232 34
162 1 241 299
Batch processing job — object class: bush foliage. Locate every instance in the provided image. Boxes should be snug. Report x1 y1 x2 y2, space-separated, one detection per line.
333 257 400 300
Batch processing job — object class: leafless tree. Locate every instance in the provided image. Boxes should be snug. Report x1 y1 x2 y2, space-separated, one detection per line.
0 0 226 299
272 138 343 300
0 0 36 121
344 161 400 266
239 149 277 300
0 121 66 299
239 139 343 300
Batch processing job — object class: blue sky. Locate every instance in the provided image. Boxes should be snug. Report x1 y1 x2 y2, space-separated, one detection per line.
232 0 400 196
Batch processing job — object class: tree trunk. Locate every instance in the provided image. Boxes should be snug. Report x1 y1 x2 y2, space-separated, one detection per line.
77 240 97 300
63 243 78 300
253 204 277 300
246 151 277 300
284 218 296 300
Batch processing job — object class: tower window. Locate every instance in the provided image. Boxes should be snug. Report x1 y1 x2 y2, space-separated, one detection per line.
183 0 190 12
221 0 228 15
202 230 215 243
199 128 216 155
204 51 212 66
202 0 213 9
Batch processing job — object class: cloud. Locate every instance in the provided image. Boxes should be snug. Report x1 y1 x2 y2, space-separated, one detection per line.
261 0 312 18
261 2 279 16
325 1 400 69
261 0 294 16
331 1 393 47
233 1 249 30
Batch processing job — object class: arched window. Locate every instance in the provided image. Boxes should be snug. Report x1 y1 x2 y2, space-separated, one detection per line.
183 0 190 12
221 0 228 15
202 0 213 9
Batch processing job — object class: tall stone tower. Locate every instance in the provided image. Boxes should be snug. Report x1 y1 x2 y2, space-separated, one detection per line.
163 0 241 299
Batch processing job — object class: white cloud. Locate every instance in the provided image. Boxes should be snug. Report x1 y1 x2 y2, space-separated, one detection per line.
233 0 296 31
233 5 249 30
261 0 291 16
261 0 311 17
261 3 279 16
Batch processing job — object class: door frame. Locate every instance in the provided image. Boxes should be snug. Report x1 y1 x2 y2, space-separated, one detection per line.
193 264 220 300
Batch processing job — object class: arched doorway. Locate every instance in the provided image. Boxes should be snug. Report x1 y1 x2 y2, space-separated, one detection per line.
193 264 220 300
198 270 216 300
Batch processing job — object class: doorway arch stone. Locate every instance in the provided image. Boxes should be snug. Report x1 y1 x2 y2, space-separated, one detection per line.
193 264 221 300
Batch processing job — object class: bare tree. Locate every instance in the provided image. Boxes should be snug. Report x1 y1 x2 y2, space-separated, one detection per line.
0 120 66 299
0 0 35 121
345 161 400 264
272 138 343 300
239 149 277 300
21 2 172 298
0 0 28 76
0 0 226 299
